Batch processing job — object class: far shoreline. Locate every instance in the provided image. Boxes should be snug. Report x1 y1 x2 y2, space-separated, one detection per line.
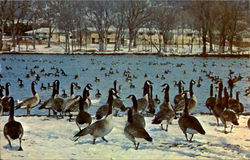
1 51 250 58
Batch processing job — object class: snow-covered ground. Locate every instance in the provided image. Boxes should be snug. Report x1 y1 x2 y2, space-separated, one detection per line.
3 43 250 56
0 114 249 159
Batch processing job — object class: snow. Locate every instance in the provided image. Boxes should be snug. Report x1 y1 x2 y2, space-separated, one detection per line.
1 114 249 159
3 43 250 56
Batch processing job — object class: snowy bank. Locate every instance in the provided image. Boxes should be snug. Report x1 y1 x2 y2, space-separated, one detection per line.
1 114 249 159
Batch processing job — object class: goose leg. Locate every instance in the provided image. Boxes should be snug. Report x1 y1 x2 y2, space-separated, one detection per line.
161 124 164 130
230 125 234 133
184 132 189 142
18 138 23 151
48 109 51 117
216 117 219 126
165 124 168 132
6 136 12 149
77 123 81 131
189 134 194 142
135 142 140 150
102 137 108 142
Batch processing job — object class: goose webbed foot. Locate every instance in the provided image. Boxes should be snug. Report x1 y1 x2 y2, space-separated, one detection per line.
189 134 194 142
18 146 23 151
102 137 108 142
92 139 96 144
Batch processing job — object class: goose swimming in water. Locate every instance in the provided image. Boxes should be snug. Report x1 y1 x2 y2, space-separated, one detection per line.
4 97 24 151
178 93 205 142
15 81 40 115
124 108 153 150
74 88 118 144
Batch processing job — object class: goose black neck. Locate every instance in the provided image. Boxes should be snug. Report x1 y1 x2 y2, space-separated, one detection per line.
0 87 3 98
189 82 193 97
5 83 9 96
149 85 153 99
178 81 182 94
210 84 213 97
128 108 133 123
184 94 189 115
143 83 149 96
113 81 117 92
132 96 138 112
236 92 239 101
107 92 114 116
218 83 223 98
229 86 233 98
31 82 36 95
9 97 15 121
56 81 60 95
164 88 169 103
224 90 229 108
52 82 56 97
70 83 74 96
79 96 84 111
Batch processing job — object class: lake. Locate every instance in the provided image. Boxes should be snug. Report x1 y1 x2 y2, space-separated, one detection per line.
0 54 249 115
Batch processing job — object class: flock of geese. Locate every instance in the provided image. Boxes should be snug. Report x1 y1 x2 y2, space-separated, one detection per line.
1 75 248 151
0 56 249 151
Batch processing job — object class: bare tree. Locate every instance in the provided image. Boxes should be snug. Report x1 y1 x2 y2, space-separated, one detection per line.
0 0 8 51
122 1 151 52
86 1 114 52
226 1 246 54
152 2 176 53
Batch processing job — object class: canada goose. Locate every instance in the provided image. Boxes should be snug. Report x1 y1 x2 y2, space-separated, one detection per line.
63 82 77 114
18 79 24 88
38 80 57 116
205 84 216 113
178 93 205 142
124 108 153 150
127 94 145 128
152 84 175 131
228 91 244 119
75 95 92 131
173 80 185 105
95 89 102 98
64 84 92 114
74 88 118 144
212 82 224 126
40 83 46 90
61 89 68 98
52 80 65 118
136 80 152 113
154 94 160 104
2 82 11 114
112 80 127 115
220 88 239 134
15 81 40 115
3 97 24 151
174 80 197 114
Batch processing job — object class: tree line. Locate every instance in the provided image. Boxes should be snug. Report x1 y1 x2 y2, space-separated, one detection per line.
0 0 249 54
